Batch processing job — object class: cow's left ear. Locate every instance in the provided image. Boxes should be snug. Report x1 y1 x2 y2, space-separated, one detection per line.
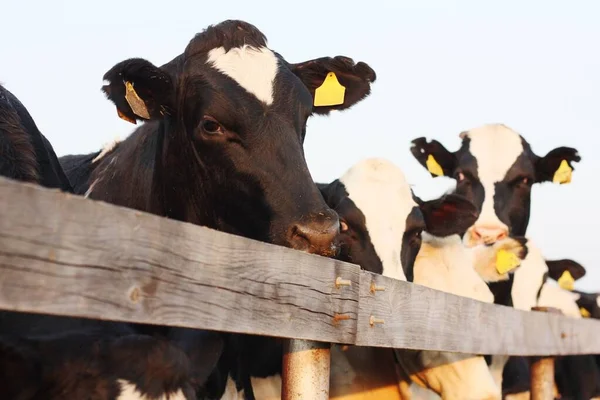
290 56 376 115
534 147 581 184
418 193 479 237
546 259 587 282
102 58 176 125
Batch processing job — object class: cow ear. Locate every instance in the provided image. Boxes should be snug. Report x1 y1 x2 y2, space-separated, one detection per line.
316 180 347 209
102 58 175 125
290 56 376 115
546 259 586 282
419 194 478 237
534 147 581 184
410 138 457 178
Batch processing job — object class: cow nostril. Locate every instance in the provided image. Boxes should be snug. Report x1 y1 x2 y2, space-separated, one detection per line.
471 225 509 245
287 211 340 257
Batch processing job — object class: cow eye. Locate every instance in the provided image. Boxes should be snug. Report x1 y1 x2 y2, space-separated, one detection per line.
514 176 532 187
200 117 224 135
340 220 349 232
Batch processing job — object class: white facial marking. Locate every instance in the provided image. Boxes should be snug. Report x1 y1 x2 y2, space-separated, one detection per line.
340 158 418 281
92 137 121 164
596 296 600 309
465 124 524 238
207 45 278 106
116 380 186 400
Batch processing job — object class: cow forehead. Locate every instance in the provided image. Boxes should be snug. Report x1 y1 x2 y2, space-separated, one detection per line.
340 158 417 222
463 124 525 182
206 45 279 106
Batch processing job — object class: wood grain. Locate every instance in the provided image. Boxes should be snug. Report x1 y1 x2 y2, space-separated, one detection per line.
1 176 599 356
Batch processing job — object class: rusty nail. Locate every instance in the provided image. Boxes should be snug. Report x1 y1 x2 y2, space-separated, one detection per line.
335 277 352 288
333 313 351 326
369 316 385 326
370 282 386 293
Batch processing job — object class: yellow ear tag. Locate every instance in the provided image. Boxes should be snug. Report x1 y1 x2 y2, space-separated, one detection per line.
496 249 520 274
425 155 444 176
552 159 572 184
124 81 151 120
314 72 346 107
557 270 575 291
580 307 591 318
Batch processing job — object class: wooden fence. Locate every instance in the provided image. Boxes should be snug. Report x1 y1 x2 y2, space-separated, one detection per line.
1 176 599 399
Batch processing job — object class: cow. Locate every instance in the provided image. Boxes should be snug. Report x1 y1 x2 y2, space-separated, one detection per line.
0 329 196 400
52 19 378 400
0 83 72 192
318 158 529 400
410 123 581 393
497 241 600 399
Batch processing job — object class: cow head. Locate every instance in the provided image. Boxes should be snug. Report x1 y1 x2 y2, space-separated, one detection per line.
100 20 376 256
318 158 478 282
410 124 581 246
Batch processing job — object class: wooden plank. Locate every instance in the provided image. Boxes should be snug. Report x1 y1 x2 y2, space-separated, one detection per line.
357 271 600 355
1 176 600 356
0 177 360 343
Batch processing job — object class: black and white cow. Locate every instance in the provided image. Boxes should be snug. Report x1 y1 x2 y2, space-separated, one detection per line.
53 19 378 400
0 330 196 400
410 123 582 394
502 241 600 399
0 84 72 191
318 158 530 400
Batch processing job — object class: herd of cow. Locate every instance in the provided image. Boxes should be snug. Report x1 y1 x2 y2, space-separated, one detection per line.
0 19 598 400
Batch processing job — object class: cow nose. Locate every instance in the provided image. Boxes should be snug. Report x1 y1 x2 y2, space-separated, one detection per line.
470 225 508 245
288 209 340 257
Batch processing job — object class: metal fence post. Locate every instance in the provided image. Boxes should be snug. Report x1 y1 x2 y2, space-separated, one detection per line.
282 339 331 400
530 306 561 400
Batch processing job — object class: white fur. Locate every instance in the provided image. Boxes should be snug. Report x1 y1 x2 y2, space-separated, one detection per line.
510 239 548 312
92 137 121 163
597 296 600 309
220 376 245 400
249 376 281 399
116 380 186 400
538 282 582 318
407 234 501 399
340 158 418 281
462 124 524 244
207 45 279 106
84 178 99 198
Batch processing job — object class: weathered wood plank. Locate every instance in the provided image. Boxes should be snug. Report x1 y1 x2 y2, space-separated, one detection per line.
0 177 360 343
357 271 600 355
1 176 600 356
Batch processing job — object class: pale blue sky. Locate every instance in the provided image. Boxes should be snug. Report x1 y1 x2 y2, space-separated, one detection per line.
2 1 599 290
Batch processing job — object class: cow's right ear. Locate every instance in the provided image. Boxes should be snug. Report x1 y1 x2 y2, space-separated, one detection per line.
102 58 175 125
546 259 587 282
410 138 457 178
